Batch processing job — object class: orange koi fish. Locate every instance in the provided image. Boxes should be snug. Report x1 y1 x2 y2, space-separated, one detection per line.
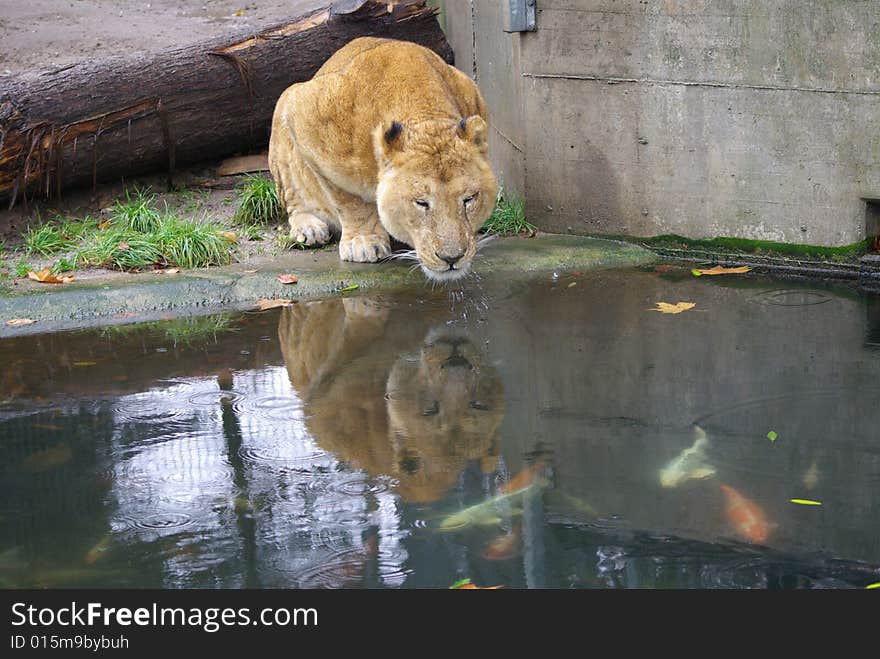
482 523 521 561
500 460 546 495
719 483 771 544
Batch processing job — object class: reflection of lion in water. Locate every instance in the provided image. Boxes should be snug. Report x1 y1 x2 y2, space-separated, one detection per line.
278 297 503 503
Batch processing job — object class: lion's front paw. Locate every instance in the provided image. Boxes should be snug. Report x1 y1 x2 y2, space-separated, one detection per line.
339 233 391 263
289 213 331 246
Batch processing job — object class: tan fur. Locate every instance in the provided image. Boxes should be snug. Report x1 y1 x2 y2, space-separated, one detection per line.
278 297 502 503
268 37 498 281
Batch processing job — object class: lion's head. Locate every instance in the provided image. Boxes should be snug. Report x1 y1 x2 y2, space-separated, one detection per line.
373 117 498 282
384 329 504 502
279 300 503 504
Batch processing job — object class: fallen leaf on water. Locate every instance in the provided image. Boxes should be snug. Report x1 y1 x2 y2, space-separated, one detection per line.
27 268 74 284
567 282 577 288
154 267 180 275
449 578 503 590
866 582 880 590
692 265 752 277
649 301 696 314
6 318 36 327
241 269 258 274
252 298 295 311
221 231 238 242
339 284 359 292
767 430 778 442
276 274 298 285
790 498 822 506
73 361 97 367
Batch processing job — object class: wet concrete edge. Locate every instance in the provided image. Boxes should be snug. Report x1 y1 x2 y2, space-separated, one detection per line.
0 235 657 337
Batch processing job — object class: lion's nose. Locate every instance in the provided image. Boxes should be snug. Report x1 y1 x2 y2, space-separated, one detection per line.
436 250 465 267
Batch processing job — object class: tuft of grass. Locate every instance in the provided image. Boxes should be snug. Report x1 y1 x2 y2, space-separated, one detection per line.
234 175 282 225
155 213 236 269
50 255 78 274
100 313 237 346
14 257 33 278
23 222 74 257
241 223 264 241
110 188 161 232
275 232 310 251
78 228 164 271
481 188 536 236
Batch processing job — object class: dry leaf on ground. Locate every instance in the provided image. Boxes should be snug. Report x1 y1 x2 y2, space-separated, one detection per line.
692 265 752 276
253 298 295 311
6 318 36 327
650 301 696 314
220 231 238 242
276 274 298 285
154 267 180 275
27 268 74 284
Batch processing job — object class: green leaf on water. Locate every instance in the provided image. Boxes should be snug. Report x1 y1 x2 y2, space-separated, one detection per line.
866 582 880 590
449 578 472 589
767 431 778 442
691 268 703 277
339 284 359 293
790 498 822 506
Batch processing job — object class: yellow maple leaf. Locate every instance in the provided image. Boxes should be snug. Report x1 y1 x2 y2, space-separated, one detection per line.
692 265 751 276
27 268 74 284
650 301 696 314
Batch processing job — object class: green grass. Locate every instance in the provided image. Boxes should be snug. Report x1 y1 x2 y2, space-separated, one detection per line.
100 314 237 346
50 255 78 274
78 228 164 271
275 233 310 251
109 188 161 232
13 257 33 278
234 175 282 225
481 189 536 236
23 222 74 257
155 214 236 269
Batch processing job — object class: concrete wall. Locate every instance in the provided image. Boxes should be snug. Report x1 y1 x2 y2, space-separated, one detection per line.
440 1 880 247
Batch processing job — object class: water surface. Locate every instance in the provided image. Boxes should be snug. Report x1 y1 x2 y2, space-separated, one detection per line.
1 266 879 588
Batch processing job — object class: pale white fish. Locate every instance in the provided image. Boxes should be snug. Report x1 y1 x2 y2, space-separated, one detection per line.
659 425 716 488
802 459 820 490
438 483 538 531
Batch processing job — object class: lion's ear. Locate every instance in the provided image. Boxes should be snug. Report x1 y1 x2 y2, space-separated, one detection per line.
373 120 405 166
457 115 488 152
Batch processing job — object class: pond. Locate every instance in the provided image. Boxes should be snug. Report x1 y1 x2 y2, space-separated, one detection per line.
1 265 879 589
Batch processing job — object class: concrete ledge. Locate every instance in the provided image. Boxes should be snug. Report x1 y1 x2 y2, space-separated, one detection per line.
0 235 656 337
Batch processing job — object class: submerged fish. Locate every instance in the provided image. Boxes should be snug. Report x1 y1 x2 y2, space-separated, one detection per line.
84 535 112 565
439 484 538 531
719 483 771 544
19 443 72 473
659 425 716 488
482 523 522 561
499 460 546 494
802 459 820 490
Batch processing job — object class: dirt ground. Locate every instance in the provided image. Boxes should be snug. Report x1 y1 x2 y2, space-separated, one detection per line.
0 0 325 74
0 0 333 275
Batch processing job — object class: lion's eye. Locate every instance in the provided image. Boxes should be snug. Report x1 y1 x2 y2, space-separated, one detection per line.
414 199 430 209
463 193 478 205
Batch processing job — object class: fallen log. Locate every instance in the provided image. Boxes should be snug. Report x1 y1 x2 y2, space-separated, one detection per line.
0 0 453 208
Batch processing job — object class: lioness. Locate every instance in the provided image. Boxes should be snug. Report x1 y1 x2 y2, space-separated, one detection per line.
278 297 503 503
268 37 498 281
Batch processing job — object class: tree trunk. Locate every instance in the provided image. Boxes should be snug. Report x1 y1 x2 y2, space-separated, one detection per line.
0 0 453 208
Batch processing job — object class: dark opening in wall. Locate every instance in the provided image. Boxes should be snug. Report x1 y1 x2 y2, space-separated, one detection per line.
866 199 880 252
